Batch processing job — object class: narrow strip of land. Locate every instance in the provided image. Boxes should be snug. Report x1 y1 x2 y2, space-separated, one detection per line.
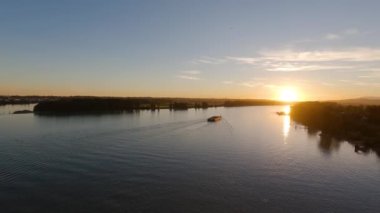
31 97 285 113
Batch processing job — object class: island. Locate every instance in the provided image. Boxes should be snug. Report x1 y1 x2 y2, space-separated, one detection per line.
31 97 286 114
13 110 33 114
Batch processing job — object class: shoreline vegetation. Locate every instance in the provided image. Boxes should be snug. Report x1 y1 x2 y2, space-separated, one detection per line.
291 102 380 156
31 97 285 113
0 96 58 106
4 96 380 155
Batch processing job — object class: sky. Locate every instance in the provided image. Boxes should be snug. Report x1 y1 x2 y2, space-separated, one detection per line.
1 0 380 100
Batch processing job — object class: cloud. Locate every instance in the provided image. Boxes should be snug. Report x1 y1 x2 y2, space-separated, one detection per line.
181 70 201 75
358 73 380 78
192 57 226 65
222 81 234 84
251 77 267 80
339 79 380 87
239 81 262 88
229 80 280 88
266 62 350 72
259 48 380 62
321 82 336 86
191 28 374 73
324 28 360 40
226 56 259 64
344 28 359 35
226 47 380 72
325 33 341 40
177 75 200 80
237 77 268 88
177 70 202 80
361 68 380 72
264 84 279 89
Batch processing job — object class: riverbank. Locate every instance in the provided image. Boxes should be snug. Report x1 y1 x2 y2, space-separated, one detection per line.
33 97 286 113
290 102 380 155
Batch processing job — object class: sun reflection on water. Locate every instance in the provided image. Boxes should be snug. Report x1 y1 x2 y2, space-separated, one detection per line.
283 105 291 115
282 106 291 143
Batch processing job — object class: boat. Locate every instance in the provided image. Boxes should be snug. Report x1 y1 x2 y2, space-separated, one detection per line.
276 111 287 116
207 116 222 122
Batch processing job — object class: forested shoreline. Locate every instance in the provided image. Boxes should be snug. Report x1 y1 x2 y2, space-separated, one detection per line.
291 102 380 155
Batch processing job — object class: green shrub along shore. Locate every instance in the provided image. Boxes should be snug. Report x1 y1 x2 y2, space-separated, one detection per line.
291 102 380 155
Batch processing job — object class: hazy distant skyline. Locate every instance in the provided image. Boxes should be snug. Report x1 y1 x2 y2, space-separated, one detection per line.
1 0 380 100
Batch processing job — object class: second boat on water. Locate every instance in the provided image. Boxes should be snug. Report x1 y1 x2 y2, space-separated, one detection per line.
207 116 222 122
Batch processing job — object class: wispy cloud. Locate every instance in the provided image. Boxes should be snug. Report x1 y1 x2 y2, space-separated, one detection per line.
222 81 235 85
177 70 202 80
239 81 262 88
257 48 380 62
226 47 380 72
181 70 201 75
344 28 359 35
221 77 339 91
360 68 380 72
227 48 380 64
177 75 200 80
339 79 380 87
286 28 361 45
236 77 269 88
325 33 341 40
266 63 350 72
191 28 375 73
226 56 259 64
264 84 279 89
324 28 360 40
358 73 380 78
321 82 336 86
192 56 226 65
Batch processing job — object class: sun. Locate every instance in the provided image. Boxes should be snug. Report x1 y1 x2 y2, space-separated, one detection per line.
279 88 298 102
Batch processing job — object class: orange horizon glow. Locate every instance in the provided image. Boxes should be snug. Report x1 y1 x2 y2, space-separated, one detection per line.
0 85 370 102
278 87 299 102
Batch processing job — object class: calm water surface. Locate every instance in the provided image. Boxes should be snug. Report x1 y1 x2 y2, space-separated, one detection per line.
0 105 379 212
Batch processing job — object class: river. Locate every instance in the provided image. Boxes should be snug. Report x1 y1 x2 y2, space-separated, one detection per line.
0 105 379 212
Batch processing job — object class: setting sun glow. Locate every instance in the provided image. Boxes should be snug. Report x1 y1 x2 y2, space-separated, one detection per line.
279 88 298 102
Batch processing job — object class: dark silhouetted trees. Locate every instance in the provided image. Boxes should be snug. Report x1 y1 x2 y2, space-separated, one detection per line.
291 102 380 155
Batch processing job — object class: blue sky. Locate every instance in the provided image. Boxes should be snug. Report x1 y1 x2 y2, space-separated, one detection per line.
1 0 380 100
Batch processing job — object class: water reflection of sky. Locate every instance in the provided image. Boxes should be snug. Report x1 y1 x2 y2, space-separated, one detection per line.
1 105 380 213
0 104 36 115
